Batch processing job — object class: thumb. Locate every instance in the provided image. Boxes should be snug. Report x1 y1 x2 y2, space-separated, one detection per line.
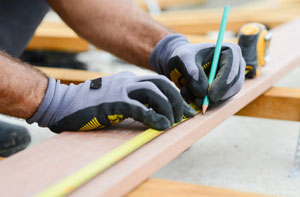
168 55 208 97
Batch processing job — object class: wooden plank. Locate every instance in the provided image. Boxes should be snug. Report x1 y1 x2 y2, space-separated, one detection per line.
279 0 300 7
187 35 237 44
27 5 299 51
135 0 205 11
35 67 108 84
236 87 300 121
0 19 298 196
153 7 300 34
26 21 236 52
127 178 268 197
27 22 89 52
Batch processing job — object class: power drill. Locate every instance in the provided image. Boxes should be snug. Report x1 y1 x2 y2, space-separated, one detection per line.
238 23 272 78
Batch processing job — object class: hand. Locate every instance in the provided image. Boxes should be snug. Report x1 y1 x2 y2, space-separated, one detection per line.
150 34 246 107
27 72 196 133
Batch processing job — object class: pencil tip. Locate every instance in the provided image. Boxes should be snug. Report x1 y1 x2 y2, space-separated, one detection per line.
202 105 208 114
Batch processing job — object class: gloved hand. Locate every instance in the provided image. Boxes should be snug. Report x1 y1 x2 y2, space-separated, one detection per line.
150 34 246 107
27 72 196 133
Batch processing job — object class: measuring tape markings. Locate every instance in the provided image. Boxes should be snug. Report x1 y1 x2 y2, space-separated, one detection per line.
37 104 199 197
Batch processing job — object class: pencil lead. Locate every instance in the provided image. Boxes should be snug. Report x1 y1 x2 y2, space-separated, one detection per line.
202 105 208 114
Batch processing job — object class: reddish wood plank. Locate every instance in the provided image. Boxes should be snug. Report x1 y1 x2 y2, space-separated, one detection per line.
0 19 299 196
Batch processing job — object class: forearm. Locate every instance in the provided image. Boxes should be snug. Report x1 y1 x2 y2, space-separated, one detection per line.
0 51 48 119
47 0 172 69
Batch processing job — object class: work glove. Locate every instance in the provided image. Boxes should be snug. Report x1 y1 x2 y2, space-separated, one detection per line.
150 34 246 107
27 72 196 133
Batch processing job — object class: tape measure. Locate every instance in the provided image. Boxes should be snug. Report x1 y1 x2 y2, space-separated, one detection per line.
238 23 272 78
37 105 200 197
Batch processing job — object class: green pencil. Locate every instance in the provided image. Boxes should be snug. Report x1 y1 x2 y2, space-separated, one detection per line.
202 5 230 114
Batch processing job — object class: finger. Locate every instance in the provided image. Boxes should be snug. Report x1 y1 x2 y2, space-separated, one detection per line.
98 100 172 131
136 76 197 120
218 66 244 101
183 101 197 118
208 44 241 102
180 85 195 102
218 49 246 101
168 56 208 97
127 81 174 125
49 103 125 133
189 74 208 98
127 103 172 130
138 76 184 123
194 97 204 108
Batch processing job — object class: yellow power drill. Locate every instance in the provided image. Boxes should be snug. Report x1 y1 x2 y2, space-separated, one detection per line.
238 23 272 78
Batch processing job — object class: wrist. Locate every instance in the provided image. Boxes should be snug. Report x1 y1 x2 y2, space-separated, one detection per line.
27 77 68 127
25 75 49 119
149 33 189 75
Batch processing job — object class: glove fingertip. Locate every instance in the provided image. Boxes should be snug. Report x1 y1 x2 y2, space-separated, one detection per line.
174 115 183 123
208 88 220 103
194 98 204 108
152 118 171 131
180 86 195 102
189 79 208 98
183 102 197 118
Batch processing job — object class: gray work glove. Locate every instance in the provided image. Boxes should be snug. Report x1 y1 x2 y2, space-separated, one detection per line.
150 34 246 107
27 72 196 133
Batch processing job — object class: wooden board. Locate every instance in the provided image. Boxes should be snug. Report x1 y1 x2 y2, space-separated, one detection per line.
187 35 237 44
27 22 89 52
0 19 299 196
36 67 108 84
279 0 300 7
153 7 300 34
236 87 300 121
127 178 268 197
27 5 299 51
26 21 236 52
135 0 205 11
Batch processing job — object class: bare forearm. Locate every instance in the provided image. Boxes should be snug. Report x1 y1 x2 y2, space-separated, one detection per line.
47 0 172 69
0 51 48 119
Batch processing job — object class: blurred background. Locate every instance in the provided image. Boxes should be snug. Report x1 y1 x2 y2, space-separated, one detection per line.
1 0 300 196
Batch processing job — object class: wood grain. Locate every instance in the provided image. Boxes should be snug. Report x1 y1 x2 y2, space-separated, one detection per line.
0 19 299 196
127 178 268 197
236 87 300 121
